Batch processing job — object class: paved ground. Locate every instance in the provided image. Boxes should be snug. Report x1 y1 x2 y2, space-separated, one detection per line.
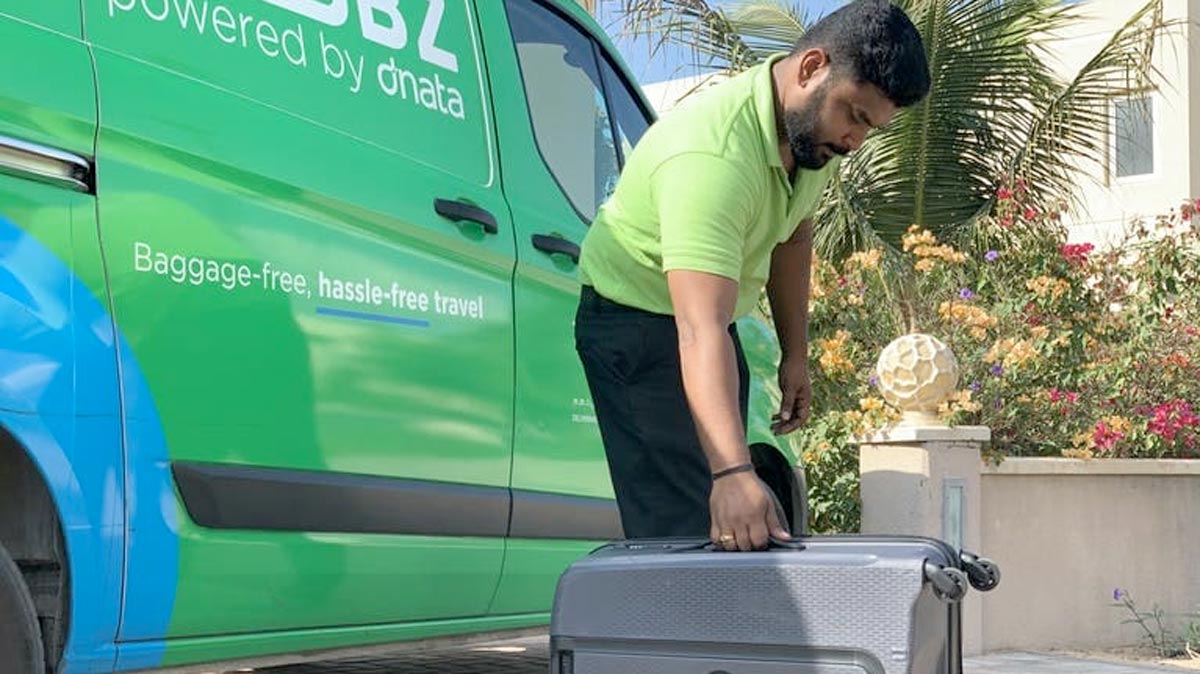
232 636 1192 674
968 651 1193 673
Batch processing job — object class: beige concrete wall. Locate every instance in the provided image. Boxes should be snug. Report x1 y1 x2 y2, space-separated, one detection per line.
979 458 1200 652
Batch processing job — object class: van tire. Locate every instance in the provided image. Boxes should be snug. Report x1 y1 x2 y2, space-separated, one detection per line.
0 540 44 674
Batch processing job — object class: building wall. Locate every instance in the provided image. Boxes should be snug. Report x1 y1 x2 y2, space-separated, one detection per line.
1189 0 1200 199
1048 0 1198 245
640 73 726 114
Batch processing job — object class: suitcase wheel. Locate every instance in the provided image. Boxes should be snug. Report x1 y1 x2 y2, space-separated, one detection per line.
960 552 1002 592
924 562 968 604
965 557 1001 592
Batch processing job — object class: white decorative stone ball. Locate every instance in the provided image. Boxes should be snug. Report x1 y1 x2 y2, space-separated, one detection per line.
874 333 959 426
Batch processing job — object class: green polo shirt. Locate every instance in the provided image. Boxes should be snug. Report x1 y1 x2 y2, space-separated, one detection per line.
578 53 840 320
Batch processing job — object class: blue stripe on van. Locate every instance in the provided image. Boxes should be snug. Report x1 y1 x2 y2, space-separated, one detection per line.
316 305 432 327
110 329 178 671
0 215 178 672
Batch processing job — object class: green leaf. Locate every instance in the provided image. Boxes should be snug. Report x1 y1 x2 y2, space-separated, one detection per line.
617 0 1167 255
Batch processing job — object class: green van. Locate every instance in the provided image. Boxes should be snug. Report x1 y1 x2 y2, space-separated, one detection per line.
0 1 804 671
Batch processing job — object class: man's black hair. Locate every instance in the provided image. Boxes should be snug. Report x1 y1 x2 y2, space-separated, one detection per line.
792 0 931 108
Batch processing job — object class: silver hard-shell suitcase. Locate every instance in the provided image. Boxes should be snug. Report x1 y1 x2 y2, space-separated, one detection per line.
550 536 1000 674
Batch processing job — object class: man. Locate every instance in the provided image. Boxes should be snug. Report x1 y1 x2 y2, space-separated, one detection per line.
574 0 930 551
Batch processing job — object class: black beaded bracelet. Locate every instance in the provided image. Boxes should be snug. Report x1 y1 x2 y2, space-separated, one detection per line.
712 462 755 481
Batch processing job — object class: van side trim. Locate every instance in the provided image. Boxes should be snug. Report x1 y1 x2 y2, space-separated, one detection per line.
173 462 512 538
172 461 621 541
0 134 92 193
509 488 622 540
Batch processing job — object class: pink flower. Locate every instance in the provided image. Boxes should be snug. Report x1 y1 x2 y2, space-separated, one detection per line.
997 186 1014 201
1059 243 1095 266
1093 421 1125 451
1023 206 1039 221
1048 389 1080 405
1148 400 1200 444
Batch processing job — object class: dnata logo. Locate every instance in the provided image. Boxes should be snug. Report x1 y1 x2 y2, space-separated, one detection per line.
261 0 457 72
107 0 459 73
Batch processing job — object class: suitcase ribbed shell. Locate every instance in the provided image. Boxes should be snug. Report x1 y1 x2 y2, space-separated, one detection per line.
551 538 959 674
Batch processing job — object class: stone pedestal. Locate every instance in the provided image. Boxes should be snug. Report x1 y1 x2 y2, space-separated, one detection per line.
858 425 990 656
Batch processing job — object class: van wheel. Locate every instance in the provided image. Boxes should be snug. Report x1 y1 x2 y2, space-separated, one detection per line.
0 541 44 674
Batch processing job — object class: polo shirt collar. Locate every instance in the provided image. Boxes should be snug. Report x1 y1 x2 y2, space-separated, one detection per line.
754 53 843 198
754 52 790 172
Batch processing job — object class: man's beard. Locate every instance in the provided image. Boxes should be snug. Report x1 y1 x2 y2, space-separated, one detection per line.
783 84 847 170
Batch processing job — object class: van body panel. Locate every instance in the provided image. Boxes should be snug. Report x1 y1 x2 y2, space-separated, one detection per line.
86 0 516 652
0 194 129 674
0 2 83 42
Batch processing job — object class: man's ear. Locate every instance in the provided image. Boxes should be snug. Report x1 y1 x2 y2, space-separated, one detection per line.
795 48 830 88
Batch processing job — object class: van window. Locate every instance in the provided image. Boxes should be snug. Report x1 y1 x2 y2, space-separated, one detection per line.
504 0 633 221
598 54 650 166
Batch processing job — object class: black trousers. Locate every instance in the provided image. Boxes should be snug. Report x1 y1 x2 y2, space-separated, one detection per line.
575 286 749 539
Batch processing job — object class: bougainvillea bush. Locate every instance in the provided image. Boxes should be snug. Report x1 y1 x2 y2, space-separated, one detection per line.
781 186 1200 532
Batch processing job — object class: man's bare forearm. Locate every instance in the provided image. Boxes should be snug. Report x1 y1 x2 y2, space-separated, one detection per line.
666 269 750 472
767 221 813 360
677 321 749 472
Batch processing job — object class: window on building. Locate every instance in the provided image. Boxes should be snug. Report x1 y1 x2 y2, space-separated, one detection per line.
1113 96 1154 179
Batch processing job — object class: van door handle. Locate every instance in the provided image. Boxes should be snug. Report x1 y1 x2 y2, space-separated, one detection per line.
434 198 499 235
531 234 580 264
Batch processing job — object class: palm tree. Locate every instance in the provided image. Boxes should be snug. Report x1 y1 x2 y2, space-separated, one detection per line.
616 0 1166 258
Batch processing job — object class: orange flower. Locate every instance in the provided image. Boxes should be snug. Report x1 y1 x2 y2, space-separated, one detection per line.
939 301 999 339
816 330 855 378
1027 275 1071 300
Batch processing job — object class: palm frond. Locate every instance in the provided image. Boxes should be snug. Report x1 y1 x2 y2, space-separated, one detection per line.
617 0 1169 259
1004 0 1167 210
725 1 809 54
619 0 762 73
818 0 1072 250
